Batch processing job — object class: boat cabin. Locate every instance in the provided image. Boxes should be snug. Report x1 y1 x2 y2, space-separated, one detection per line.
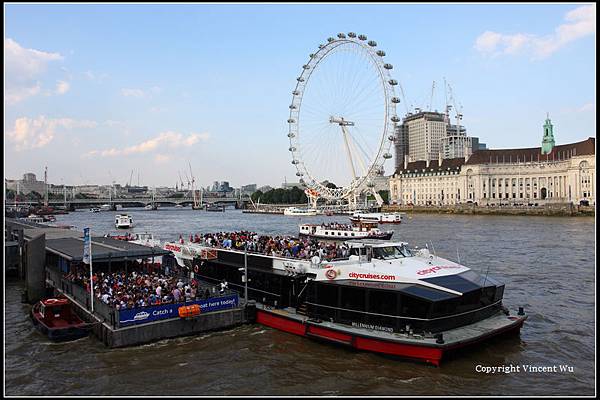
37 298 80 328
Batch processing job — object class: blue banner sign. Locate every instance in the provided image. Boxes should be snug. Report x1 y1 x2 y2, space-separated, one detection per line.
118 294 239 327
83 227 90 264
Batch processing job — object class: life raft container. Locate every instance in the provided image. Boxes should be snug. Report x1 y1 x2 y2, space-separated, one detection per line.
178 304 201 318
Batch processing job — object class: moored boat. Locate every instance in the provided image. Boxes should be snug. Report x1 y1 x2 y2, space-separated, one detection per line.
115 214 133 229
30 298 91 341
182 234 527 366
299 221 393 240
283 207 318 216
350 211 405 224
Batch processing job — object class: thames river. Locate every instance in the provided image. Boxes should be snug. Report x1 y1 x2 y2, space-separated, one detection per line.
5 208 595 396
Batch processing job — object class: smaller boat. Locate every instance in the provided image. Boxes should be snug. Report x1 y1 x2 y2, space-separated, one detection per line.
206 204 225 212
350 212 406 224
31 298 91 341
174 204 183 208
299 220 393 240
100 204 112 211
283 207 318 216
115 214 133 229
145 204 158 210
104 232 135 241
20 214 46 224
90 207 100 213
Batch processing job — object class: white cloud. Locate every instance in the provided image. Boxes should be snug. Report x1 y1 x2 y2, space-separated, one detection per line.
7 116 97 151
87 131 210 157
474 4 595 59
121 88 146 98
577 103 595 112
5 38 64 105
120 86 161 98
55 80 70 95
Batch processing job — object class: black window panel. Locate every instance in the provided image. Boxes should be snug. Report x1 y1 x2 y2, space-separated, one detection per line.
399 294 431 318
368 290 397 316
494 284 505 302
401 285 457 301
341 287 365 311
421 274 481 293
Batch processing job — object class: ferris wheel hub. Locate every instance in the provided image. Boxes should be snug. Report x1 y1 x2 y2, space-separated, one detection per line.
329 116 355 126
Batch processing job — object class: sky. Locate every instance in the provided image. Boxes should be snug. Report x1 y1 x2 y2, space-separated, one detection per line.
4 3 596 189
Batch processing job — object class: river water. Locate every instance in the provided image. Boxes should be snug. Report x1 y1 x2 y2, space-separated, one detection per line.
5 209 596 396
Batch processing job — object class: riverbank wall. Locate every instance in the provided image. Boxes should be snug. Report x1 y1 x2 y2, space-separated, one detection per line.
382 203 595 217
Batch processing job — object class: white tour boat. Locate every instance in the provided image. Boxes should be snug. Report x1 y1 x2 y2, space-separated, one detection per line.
283 207 318 216
114 214 133 229
350 211 406 224
164 235 527 366
299 221 393 240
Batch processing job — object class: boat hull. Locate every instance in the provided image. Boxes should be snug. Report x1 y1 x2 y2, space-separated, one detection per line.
255 307 526 366
30 307 90 342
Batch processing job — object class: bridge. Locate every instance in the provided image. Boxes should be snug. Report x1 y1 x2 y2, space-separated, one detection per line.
10 195 252 210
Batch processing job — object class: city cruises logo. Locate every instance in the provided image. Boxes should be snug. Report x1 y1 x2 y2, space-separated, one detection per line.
133 311 150 321
325 269 338 280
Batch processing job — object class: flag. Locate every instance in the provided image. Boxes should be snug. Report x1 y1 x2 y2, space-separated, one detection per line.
83 227 91 264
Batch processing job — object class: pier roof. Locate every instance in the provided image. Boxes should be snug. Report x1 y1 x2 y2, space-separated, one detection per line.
45 236 169 262
6 219 169 262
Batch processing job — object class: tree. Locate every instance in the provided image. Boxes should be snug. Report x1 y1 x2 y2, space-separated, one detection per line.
251 190 263 203
378 190 390 204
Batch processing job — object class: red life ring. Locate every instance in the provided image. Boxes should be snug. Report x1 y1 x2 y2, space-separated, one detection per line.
325 269 337 280
45 298 59 304
194 265 199 273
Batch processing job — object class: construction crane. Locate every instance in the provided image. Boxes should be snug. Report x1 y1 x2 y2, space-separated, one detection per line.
128 170 134 187
397 82 410 116
445 80 463 134
428 80 436 112
188 161 201 209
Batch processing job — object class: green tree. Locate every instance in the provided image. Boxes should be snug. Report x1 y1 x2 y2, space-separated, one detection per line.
251 190 263 203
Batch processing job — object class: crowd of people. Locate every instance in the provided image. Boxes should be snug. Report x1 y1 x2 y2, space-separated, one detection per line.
179 231 351 261
65 266 220 310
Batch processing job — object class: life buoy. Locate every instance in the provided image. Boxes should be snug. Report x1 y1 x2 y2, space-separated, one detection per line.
45 298 59 304
194 264 199 273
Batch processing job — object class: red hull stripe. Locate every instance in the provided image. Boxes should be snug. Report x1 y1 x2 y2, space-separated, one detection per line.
256 310 307 336
307 325 353 344
256 310 442 365
354 336 442 365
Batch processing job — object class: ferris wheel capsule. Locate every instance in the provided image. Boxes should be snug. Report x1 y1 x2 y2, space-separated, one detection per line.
347 32 356 38
327 37 335 42
297 77 304 82
384 63 393 69
391 116 401 122
383 153 392 159
376 50 386 56
289 147 296 152
303 65 310 70
388 135 396 141
287 118 296 123
289 104 297 109
368 40 377 47
391 97 400 103
388 79 398 85
292 90 300 95
358 34 367 40
291 160 299 165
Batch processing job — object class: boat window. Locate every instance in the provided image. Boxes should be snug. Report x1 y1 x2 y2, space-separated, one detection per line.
372 245 413 260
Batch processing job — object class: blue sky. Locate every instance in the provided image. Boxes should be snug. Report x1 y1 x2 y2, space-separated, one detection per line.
4 3 596 188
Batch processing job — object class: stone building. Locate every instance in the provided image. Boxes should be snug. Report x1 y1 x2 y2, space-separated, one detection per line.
389 118 595 206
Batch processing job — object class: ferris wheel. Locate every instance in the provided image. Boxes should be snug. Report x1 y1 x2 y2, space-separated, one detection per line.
287 32 400 205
